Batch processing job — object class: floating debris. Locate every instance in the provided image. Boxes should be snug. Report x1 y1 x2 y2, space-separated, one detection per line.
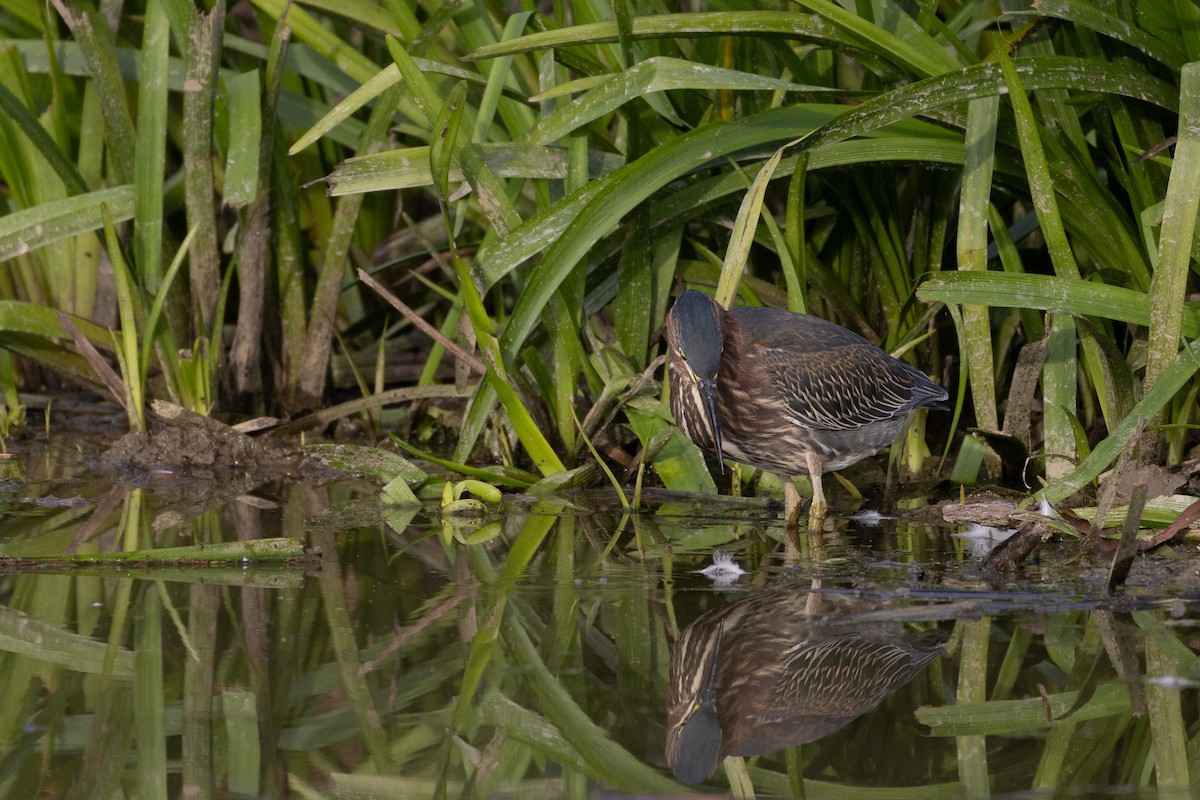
850 509 887 526
20 495 89 508
1038 496 1058 518
700 550 746 586
1145 675 1200 689
954 523 1018 559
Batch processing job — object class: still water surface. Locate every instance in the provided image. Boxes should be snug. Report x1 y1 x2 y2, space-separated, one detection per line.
1 438 1199 798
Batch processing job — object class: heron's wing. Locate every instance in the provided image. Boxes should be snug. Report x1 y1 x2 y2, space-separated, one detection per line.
758 636 941 722
726 306 946 431
761 342 945 431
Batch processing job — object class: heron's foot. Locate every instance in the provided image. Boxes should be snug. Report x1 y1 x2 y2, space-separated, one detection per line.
806 497 828 531
782 479 806 528
783 474 827 530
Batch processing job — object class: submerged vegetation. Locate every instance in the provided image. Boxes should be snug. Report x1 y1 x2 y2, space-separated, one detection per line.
2 483 1200 797
0 1 1199 508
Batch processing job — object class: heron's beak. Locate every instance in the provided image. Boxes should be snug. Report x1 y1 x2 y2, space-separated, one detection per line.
698 378 724 474
669 621 725 783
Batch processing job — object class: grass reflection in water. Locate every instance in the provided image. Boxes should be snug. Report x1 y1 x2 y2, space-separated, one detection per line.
0 487 1198 798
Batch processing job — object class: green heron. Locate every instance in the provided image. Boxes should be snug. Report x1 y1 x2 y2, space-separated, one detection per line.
666 588 945 784
665 290 947 525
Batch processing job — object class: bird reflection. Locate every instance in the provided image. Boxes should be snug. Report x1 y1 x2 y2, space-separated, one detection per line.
666 587 944 784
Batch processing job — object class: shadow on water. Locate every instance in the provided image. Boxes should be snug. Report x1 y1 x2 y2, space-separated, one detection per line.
2 443 1200 798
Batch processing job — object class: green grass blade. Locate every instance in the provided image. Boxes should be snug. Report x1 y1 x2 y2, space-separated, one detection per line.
793 0 961 76
0 81 88 195
222 689 261 795
288 63 399 154
916 271 1200 338
997 48 1080 476
222 70 262 207
248 0 380 84
956 95 1000 433
100 204 144 432
801 58 1178 150
482 367 568 478
133 0 170 292
1144 62 1200 458
526 56 821 145
466 12 868 62
716 147 784 309
624 397 717 494
0 185 134 261
381 474 421 506
292 0 402 36
390 434 537 488
1035 0 1186 70
286 57 496 154
475 106 961 288
1076 318 1136 430
52 5 137 182
472 11 536 144
323 144 623 194
1043 315 1079 478
0 606 134 676
0 302 112 347
430 81 468 201
136 586 167 800
1176 0 1200 61
140 225 198 405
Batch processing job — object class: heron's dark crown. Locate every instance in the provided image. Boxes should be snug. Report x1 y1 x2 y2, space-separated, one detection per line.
669 290 725 380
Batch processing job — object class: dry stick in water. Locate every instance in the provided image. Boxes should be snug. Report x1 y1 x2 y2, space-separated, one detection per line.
1085 416 1147 549
1107 483 1147 592
58 313 126 404
1142 495 1200 552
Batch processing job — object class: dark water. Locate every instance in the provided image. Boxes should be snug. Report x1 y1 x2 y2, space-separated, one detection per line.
2 437 1200 799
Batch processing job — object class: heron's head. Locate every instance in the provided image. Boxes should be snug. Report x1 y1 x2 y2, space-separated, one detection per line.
666 290 725 460
665 620 725 783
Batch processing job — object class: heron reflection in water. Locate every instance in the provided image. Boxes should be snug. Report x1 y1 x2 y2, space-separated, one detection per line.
666 587 945 784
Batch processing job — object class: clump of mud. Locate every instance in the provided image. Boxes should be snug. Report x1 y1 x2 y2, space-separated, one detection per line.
89 402 346 527
97 400 301 480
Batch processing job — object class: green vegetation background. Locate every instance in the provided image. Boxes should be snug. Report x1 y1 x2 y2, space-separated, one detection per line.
2 0 1199 501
